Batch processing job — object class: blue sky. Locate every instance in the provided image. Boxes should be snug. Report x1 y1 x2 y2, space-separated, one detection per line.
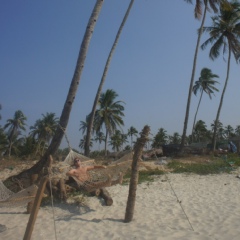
1 0 240 151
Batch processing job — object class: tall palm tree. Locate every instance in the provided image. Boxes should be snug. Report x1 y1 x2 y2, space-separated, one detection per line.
191 68 219 141
85 0 135 156
127 126 138 148
23 1 104 175
181 0 227 150
4 110 27 156
201 1 240 150
94 89 125 155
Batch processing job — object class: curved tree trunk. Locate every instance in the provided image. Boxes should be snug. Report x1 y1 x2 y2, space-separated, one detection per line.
212 49 231 151
124 125 150 223
180 4 208 150
191 89 203 142
85 0 135 156
3 0 104 191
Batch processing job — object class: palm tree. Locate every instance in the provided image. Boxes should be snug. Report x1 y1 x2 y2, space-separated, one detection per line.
30 112 59 156
0 127 8 156
191 68 219 141
201 1 240 150
79 135 93 151
169 132 181 144
94 131 105 150
152 128 168 148
181 0 224 150
22 1 104 175
211 119 224 144
109 130 123 151
127 126 138 148
193 119 209 142
79 114 91 135
94 89 125 156
4 110 27 156
84 0 135 156
224 124 234 138
235 125 240 136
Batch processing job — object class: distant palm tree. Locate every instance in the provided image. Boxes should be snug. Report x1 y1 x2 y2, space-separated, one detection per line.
224 124 234 138
191 68 219 141
127 126 138 148
109 130 122 151
30 112 59 155
79 135 93 150
169 132 181 144
85 0 135 156
94 131 105 151
181 0 225 150
201 1 240 150
0 127 8 156
152 128 168 148
4 110 27 156
193 120 209 142
95 89 125 155
235 125 240 136
79 114 91 135
211 120 224 142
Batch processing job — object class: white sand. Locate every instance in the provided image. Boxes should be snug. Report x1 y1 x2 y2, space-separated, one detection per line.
1 170 240 240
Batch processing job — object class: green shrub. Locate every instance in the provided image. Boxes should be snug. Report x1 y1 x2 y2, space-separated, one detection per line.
167 159 233 175
123 168 164 184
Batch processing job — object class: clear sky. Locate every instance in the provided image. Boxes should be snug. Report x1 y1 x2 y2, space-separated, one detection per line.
1 0 240 151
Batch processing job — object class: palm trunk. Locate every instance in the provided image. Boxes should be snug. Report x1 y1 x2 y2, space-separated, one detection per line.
124 125 150 223
180 4 207 150
3 0 104 190
212 49 231 151
84 0 135 156
104 129 109 156
191 89 203 142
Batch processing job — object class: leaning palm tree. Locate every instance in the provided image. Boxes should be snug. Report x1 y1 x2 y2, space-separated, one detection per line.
3 1 104 189
201 1 240 150
191 68 219 141
94 89 125 156
181 0 228 150
84 0 135 156
28 1 103 171
4 110 27 156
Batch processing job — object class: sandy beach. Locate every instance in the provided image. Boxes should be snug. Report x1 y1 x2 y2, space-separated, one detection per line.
1 166 240 240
